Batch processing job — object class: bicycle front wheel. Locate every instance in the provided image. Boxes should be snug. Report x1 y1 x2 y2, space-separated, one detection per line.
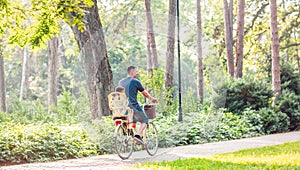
114 123 134 160
144 122 159 156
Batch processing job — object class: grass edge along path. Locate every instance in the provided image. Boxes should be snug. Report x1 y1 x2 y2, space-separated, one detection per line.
132 141 300 170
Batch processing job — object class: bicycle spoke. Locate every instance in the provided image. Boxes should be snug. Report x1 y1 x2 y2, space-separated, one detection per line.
144 122 159 156
114 123 134 159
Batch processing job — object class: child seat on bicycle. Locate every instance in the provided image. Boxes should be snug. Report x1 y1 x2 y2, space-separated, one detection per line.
108 92 133 122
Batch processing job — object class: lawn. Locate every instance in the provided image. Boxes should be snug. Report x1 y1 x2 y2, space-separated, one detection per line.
132 141 300 170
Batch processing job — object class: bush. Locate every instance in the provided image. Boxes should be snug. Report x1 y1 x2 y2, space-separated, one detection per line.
241 108 264 135
216 112 262 140
277 89 300 130
280 64 300 95
157 106 263 147
258 107 290 134
0 88 90 125
0 123 99 165
216 77 273 114
82 117 115 154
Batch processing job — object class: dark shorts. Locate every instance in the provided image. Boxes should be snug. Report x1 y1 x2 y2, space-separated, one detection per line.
131 104 149 124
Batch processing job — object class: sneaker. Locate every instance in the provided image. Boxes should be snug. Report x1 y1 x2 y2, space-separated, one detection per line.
134 135 144 145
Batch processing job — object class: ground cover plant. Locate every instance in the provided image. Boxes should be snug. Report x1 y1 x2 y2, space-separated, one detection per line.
0 68 299 165
0 123 101 166
133 141 300 170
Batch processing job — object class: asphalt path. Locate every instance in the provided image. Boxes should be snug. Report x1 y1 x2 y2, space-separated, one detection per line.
1 131 300 170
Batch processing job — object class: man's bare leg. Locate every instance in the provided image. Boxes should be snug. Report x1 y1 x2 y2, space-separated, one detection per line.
137 123 147 137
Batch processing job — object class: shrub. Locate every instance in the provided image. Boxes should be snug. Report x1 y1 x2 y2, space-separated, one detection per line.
0 123 99 165
258 107 290 134
138 69 178 117
277 89 300 130
157 107 263 147
280 64 300 95
0 88 90 125
216 77 273 114
216 112 262 140
241 108 264 135
82 117 115 154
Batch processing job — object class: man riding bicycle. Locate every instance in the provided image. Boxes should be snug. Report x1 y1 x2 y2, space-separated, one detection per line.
119 66 158 144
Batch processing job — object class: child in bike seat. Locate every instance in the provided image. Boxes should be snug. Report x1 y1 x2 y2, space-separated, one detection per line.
112 86 133 121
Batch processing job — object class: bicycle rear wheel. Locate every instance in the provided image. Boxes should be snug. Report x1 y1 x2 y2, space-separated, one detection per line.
114 123 134 159
144 122 158 156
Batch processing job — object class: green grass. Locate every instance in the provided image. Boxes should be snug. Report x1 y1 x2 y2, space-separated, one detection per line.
133 141 300 170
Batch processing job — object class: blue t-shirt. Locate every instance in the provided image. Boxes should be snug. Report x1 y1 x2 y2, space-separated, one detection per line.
119 77 145 106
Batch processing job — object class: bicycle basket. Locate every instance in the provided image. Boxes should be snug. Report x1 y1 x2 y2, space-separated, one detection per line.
144 104 156 119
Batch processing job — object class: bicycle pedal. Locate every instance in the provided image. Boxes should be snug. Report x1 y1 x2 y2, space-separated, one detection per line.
134 138 145 145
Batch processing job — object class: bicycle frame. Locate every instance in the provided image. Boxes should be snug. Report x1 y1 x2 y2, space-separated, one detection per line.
113 118 158 159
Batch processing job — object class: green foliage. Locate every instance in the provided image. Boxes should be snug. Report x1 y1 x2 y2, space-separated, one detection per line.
0 0 7 10
0 88 90 125
0 123 99 164
216 112 259 140
138 69 178 116
1 99 47 124
6 0 94 48
277 89 300 130
218 77 273 114
136 141 300 169
242 107 290 135
156 106 262 147
82 117 115 154
258 108 290 134
280 64 300 95
108 35 147 86
1 0 300 165
241 108 265 134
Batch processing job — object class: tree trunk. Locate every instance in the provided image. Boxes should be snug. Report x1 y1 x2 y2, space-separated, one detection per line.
0 40 6 112
223 0 234 77
145 0 158 70
197 0 204 104
146 38 153 72
297 51 300 75
71 0 113 118
270 0 281 105
235 0 245 78
23 51 31 100
229 0 233 47
165 0 177 88
48 37 59 108
20 47 28 101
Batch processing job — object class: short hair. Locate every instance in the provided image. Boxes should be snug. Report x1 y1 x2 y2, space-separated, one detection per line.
115 86 125 92
127 66 137 74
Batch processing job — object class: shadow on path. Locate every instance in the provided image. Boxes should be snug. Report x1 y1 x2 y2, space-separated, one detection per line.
1 131 300 170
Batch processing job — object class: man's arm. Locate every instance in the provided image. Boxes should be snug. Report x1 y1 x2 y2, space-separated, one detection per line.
141 90 158 103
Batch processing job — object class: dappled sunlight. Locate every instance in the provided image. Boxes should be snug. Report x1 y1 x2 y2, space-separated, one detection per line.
210 153 300 166
132 141 300 169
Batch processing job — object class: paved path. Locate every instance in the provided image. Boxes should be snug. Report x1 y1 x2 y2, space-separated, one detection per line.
1 131 300 170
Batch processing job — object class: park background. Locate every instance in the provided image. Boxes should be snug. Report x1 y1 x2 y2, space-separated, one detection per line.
0 0 299 165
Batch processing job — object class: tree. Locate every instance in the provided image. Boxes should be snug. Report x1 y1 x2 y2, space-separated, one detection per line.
229 0 233 50
223 0 234 77
0 0 27 112
0 39 5 112
235 0 245 78
48 36 59 108
197 0 204 104
165 0 177 89
145 0 158 71
19 0 113 118
71 0 113 118
0 1 6 112
270 0 281 105
19 47 30 101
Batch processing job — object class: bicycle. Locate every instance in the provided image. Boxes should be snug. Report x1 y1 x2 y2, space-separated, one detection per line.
108 92 159 160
